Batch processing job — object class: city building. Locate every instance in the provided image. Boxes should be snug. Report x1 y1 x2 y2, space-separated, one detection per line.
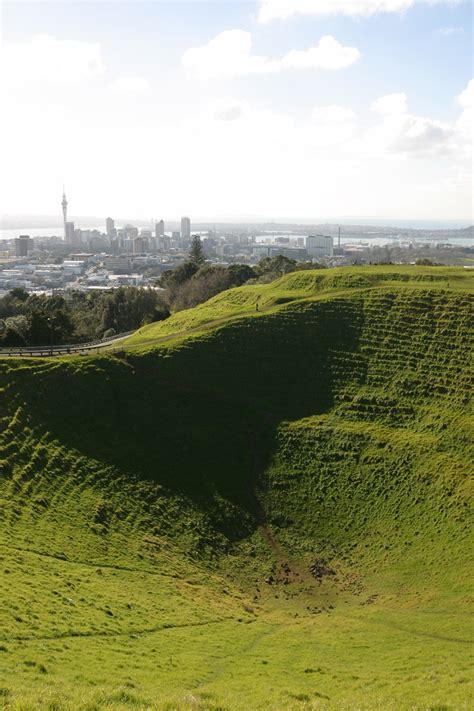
124 224 139 240
106 217 116 238
73 229 83 246
14 235 34 257
65 221 75 242
155 220 165 238
333 227 344 256
306 234 333 259
158 235 171 251
133 237 147 254
252 245 307 260
181 216 191 241
103 257 132 274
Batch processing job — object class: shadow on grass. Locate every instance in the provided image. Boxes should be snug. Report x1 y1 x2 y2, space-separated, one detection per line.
1 298 365 544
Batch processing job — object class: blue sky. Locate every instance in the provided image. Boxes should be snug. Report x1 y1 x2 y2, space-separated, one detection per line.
1 1 472 221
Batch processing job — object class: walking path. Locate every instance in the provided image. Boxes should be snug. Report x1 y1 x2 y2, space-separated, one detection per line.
0 330 134 358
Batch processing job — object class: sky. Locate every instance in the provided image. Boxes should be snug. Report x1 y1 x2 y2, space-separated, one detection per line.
0 0 472 223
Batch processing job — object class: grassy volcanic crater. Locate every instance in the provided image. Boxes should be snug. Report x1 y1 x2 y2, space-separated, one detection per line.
0 266 472 710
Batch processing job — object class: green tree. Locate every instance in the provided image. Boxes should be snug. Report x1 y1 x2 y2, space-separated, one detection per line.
9 288 29 302
226 264 256 286
189 235 205 265
0 285 169 346
0 315 30 346
172 265 231 311
256 255 297 279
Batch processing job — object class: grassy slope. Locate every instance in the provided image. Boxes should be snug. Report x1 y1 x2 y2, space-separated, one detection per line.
0 266 472 710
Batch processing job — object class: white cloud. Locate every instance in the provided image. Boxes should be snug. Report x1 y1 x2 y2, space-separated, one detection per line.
436 26 465 35
372 92 408 115
456 79 473 144
213 99 246 121
182 30 360 79
309 104 357 146
368 91 456 156
312 105 356 122
280 36 361 71
258 0 461 22
110 76 151 94
182 30 266 79
457 78 473 109
0 34 105 89
391 117 455 154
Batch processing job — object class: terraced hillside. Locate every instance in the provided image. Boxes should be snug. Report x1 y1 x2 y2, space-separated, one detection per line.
0 266 472 710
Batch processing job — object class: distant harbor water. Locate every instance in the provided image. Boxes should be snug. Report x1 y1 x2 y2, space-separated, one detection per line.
1 226 473 248
0 227 102 240
254 233 474 248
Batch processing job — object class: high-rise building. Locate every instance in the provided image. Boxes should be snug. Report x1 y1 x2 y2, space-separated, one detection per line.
306 234 333 258
181 216 191 241
155 220 165 238
124 224 139 240
106 217 115 238
159 235 171 251
15 235 33 257
73 228 83 246
133 237 147 254
65 221 75 242
61 188 68 241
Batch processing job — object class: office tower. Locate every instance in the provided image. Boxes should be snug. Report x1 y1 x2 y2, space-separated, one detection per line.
15 235 33 257
155 219 165 238
124 224 139 240
133 236 147 254
306 234 333 258
181 216 191 241
65 221 75 242
106 217 115 237
61 188 68 241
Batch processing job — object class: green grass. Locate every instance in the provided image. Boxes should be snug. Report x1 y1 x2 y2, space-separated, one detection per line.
0 266 472 709
125 265 472 349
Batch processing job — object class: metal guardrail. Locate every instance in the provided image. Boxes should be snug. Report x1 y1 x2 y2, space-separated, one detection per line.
0 330 134 357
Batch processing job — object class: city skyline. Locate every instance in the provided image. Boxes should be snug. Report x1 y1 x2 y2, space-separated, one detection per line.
1 0 472 221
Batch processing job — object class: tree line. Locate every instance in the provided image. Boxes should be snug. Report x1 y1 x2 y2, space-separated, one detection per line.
0 287 169 347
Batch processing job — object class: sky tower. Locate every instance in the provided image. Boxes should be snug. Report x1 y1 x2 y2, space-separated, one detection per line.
61 187 68 241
